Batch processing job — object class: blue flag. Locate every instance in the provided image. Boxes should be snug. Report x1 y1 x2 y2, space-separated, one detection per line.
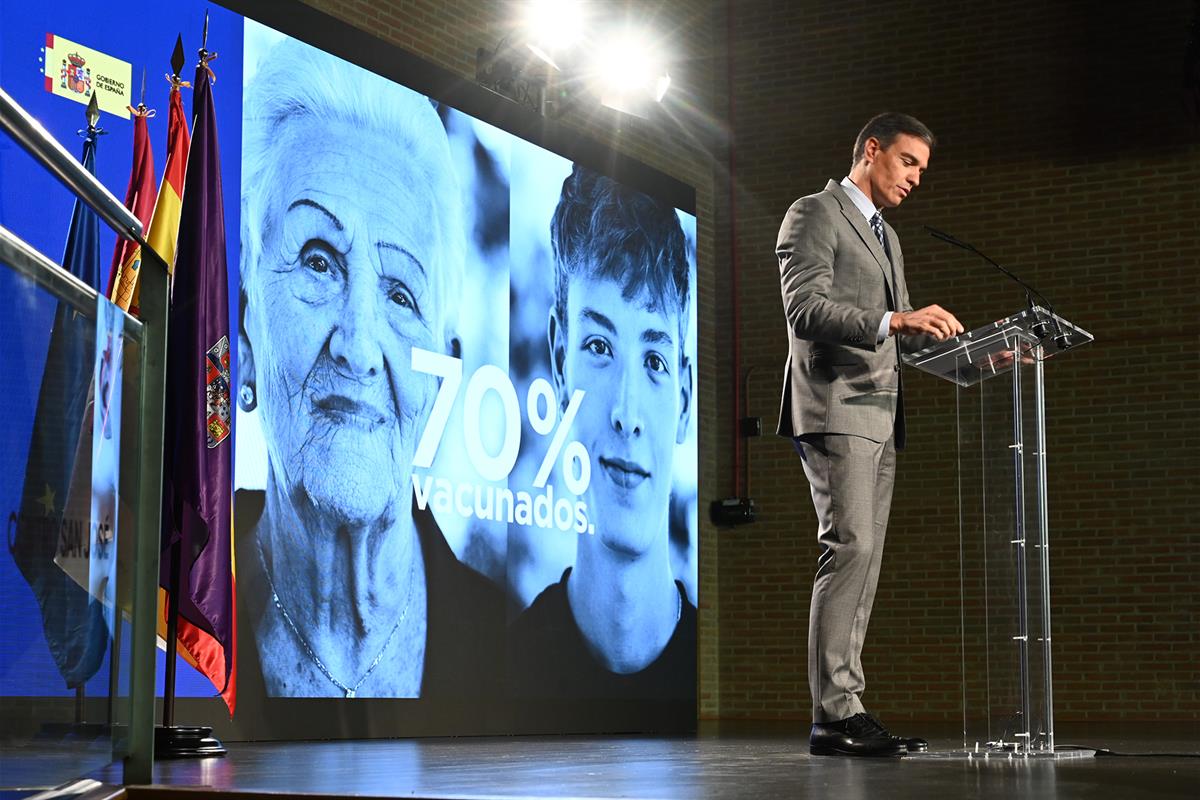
9 124 110 688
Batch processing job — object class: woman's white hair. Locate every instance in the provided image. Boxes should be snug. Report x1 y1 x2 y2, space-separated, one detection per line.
240 35 465 342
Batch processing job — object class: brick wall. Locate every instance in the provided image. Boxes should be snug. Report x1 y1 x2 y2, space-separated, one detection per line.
725 0 1200 722
297 0 1200 722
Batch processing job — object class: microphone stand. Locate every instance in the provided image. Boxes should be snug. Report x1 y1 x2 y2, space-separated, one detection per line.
923 226 1072 350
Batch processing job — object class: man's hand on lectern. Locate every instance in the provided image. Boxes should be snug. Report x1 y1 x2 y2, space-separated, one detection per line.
890 304 964 341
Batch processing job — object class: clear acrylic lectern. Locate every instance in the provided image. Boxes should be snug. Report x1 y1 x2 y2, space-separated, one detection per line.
904 307 1092 758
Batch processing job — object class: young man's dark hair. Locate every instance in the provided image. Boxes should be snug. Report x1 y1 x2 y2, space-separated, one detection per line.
549 164 690 351
851 111 937 169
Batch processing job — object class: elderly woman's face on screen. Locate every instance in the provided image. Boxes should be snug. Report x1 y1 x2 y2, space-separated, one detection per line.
244 118 447 524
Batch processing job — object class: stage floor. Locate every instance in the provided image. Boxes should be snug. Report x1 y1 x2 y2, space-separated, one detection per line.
85 721 1198 800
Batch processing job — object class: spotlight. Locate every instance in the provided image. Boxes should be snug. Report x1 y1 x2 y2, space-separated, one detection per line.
594 29 659 94
523 0 585 69
592 27 671 116
480 4 672 118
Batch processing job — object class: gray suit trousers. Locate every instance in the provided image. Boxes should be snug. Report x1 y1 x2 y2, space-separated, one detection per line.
795 433 896 723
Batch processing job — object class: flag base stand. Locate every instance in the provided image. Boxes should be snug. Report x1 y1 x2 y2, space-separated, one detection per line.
157 540 227 760
154 724 226 758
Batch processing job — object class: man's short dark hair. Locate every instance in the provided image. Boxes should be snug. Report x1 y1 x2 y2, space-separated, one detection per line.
851 112 936 168
550 163 690 350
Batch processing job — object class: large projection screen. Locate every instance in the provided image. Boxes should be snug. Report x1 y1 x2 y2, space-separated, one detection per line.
0 0 697 739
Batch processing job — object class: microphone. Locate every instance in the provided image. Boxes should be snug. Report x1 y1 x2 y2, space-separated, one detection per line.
923 225 1071 350
925 226 973 251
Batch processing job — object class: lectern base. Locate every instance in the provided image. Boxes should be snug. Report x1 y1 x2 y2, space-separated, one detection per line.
908 747 1095 760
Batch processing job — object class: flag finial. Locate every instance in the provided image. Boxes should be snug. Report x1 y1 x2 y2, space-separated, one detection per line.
85 92 100 130
170 34 186 79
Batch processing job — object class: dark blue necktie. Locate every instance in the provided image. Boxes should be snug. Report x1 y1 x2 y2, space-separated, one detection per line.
870 211 888 253
870 212 896 310
871 212 905 448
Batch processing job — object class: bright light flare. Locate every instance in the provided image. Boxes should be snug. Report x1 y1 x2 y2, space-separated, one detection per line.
591 27 672 113
593 28 665 95
654 72 672 102
523 0 586 66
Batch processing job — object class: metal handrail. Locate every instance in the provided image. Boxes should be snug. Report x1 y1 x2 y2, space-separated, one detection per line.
0 226 144 342
0 87 143 242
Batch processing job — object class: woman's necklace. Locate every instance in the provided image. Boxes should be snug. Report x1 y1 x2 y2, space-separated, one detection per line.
255 533 416 698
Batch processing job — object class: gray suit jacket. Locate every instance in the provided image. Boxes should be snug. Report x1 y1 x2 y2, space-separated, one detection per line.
776 180 924 444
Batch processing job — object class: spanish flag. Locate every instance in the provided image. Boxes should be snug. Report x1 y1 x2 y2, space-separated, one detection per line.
105 107 156 313
145 78 190 292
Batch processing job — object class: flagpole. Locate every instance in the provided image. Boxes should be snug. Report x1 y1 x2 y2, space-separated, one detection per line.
154 16 229 757
161 539 181 730
156 30 188 749
75 96 101 732
107 65 154 729
68 94 106 735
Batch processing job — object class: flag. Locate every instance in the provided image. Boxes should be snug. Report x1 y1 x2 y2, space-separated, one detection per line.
52 301 123 642
161 55 236 714
50 300 125 641
139 75 201 668
9 123 109 689
145 79 190 285
105 108 157 314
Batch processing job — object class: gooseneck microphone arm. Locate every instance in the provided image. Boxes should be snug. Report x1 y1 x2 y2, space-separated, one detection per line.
923 226 1054 314
923 225 1071 348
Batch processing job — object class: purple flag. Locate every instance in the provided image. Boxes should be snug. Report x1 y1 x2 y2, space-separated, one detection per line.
161 56 236 714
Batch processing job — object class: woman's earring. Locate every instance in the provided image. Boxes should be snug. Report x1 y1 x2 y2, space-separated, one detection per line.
238 383 257 412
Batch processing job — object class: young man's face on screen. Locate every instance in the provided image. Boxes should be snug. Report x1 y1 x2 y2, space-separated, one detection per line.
553 273 691 558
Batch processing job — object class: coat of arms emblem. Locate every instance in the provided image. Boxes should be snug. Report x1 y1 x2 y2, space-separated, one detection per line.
60 53 92 97
205 336 231 448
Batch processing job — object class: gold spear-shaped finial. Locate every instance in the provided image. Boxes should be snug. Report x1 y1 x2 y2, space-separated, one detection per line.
85 91 100 130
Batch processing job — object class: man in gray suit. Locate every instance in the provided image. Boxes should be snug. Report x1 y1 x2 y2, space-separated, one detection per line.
777 112 963 757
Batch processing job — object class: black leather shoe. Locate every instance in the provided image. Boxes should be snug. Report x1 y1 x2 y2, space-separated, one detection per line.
810 713 907 757
862 714 929 752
